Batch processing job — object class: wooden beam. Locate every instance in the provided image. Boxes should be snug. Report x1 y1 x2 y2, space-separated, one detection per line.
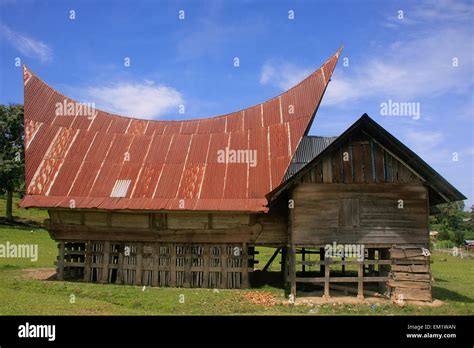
242 243 249 288
100 241 110 284
357 261 364 299
262 248 281 272
324 259 330 298
83 240 91 282
57 241 65 281
135 243 143 285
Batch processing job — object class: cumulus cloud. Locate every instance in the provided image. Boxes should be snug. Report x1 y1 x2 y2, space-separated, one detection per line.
324 28 473 106
0 23 52 62
86 81 184 119
259 59 311 90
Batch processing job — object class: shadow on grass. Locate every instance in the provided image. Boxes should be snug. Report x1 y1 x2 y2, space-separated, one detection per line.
432 284 474 303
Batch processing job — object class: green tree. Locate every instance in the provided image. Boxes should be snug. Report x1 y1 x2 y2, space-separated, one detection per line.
435 201 465 232
0 104 24 221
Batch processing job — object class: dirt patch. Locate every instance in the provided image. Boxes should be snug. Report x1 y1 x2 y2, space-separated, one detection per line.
22 268 57 281
243 291 278 307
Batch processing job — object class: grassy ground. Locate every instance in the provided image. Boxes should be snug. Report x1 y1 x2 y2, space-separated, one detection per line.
0 194 473 315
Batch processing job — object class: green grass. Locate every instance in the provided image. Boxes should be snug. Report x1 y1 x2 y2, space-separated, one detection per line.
0 193 48 224
0 195 473 315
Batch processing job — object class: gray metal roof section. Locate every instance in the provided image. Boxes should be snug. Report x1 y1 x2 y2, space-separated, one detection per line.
284 135 338 181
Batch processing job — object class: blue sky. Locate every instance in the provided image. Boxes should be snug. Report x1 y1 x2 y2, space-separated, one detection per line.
0 0 473 209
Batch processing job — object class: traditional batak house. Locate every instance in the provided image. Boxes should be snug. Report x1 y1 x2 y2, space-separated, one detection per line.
20 48 465 302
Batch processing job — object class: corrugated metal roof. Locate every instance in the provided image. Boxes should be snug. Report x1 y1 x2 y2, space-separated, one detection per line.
20 48 342 212
283 136 338 181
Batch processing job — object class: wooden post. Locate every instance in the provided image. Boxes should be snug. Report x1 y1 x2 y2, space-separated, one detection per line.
289 244 297 299
302 248 306 273
242 243 249 288
221 244 228 289
58 241 65 281
203 244 209 288
116 243 124 284
100 241 110 284
324 258 330 299
184 244 191 288
152 243 159 287
170 243 176 287
378 249 389 294
357 261 364 299
320 247 325 275
83 240 91 282
135 243 143 286
281 247 287 284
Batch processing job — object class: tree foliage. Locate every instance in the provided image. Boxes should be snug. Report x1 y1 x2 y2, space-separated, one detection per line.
0 104 24 220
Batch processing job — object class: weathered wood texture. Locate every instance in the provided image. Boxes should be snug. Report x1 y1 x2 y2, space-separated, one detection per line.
389 246 432 302
292 183 429 245
297 132 422 185
48 210 287 245
59 241 252 289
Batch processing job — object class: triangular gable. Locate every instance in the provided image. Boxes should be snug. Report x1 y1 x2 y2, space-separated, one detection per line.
268 114 466 206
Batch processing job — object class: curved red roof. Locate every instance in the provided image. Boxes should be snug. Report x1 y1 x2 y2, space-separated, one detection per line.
20 48 342 212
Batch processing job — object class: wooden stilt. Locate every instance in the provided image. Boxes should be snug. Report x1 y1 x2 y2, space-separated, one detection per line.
58 241 65 281
242 243 249 288
170 243 176 287
83 240 91 282
324 258 330 299
281 247 287 285
289 244 297 299
135 243 143 285
357 261 364 299
320 247 325 275
100 241 110 284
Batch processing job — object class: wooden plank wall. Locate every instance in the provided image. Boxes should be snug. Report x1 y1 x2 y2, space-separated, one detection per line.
58 241 252 289
389 246 432 302
48 210 287 246
292 183 429 245
299 133 422 185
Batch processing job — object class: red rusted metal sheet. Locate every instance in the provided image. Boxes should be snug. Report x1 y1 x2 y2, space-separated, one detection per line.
20 48 342 212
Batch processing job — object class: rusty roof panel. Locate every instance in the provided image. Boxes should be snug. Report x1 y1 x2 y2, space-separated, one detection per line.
127 119 148 135
20 48 342 211
107 117 130 134
89 162 122 197
88 112 113 133
269 123 290 158
180 120 199 134
263 98 281 127
163 121 181 135
187 133 211 163
165 133 191 164
154 163 184 198
196 118 213 134
243 105 262 130
226 111 244 132
68 161 103 196
199 163 226 199
248 128 270 198
130 164 163 198
178 163 205 199
48 160 83 196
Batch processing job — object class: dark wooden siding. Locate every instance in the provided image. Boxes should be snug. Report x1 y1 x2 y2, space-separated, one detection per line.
292 183 429 246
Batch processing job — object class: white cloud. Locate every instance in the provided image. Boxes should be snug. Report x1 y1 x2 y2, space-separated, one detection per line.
324 27 473 106
0 23 52 62
86 81 184 119
259 59 311 90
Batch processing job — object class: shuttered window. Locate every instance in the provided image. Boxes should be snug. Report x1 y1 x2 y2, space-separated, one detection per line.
340 198 360 227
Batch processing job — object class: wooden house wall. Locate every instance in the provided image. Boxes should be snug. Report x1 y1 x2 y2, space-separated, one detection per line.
290 131 429 247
